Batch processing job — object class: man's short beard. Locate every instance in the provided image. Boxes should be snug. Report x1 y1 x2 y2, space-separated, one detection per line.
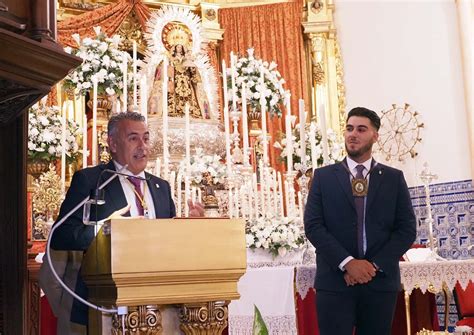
345 142 374 160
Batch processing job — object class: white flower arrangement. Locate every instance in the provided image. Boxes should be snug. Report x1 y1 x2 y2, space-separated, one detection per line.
274 121 345 170
227 48 289 118
63 26 130 96
178 148 227 185
28 103 81 162
246 216 305 257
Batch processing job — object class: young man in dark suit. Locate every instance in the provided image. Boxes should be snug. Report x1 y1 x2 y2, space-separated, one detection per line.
40 112 203 332
304 107 416 335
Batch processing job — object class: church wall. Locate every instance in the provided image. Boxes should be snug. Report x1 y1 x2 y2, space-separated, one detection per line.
333 0 471 187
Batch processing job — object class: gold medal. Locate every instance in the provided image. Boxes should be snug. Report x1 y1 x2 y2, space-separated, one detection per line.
351 178 368 196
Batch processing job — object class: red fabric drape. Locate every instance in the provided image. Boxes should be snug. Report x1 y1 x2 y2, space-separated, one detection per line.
220 2 308 171
57 0 151 48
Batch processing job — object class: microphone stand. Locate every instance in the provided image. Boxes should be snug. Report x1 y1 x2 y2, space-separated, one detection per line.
45 164 129 314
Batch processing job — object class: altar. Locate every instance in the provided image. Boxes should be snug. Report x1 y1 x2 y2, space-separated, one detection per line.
228 258 474 335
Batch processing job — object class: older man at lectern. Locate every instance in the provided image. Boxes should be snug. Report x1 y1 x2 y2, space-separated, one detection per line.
40 112 203 334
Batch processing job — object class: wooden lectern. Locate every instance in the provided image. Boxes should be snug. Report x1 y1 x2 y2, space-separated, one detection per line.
82 218 247 334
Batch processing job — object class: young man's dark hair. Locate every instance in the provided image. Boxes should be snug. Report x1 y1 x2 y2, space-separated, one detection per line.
347 107 381 131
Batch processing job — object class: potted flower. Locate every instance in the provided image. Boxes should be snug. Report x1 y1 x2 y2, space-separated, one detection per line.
27 103 81 178
246 216 305 258
227 48 289 122
274 121 345 171
63 26 131 115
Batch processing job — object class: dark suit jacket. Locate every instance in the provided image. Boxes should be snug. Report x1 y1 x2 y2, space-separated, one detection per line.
50 160 176 325
304 160 416 293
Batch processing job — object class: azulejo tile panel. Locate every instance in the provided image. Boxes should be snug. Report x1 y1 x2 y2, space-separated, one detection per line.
409 179 474 330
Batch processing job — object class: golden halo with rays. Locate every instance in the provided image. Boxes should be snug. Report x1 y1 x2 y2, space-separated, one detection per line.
162 22 193 52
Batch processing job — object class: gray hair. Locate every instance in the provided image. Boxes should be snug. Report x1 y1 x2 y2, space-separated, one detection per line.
107 112 145 138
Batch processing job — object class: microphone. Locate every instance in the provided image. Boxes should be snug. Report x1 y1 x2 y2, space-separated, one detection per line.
44 164 132 315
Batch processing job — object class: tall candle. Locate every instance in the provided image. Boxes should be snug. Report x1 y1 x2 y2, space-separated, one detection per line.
230 52 237 114
191 186 196 205
140 75 147 123
184 176 190 218
318 103 330 165
177 173 182 217
259 161 265 218
299 99 306 166
92 78 98 166
260 68 268 166
285 96 293 174
60 102 67 194
162 57 170 180
185 104 191 173
155 157 161 177
241 82 249 165
309 122 318 172
222 60 232 176
116 100 121 114
272 170 278 216
82 113 87 169
132 41 137 108
169 171 175 202
197 187 202 204
122 52 128 111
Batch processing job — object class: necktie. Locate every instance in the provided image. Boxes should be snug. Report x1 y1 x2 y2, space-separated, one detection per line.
128 177 144 216
354 164 365 258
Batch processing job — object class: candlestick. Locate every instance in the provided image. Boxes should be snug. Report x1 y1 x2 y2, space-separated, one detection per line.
230 52 237 114
298 191 304 221
278 172 284 218
184 176 190 218
228 187 233 219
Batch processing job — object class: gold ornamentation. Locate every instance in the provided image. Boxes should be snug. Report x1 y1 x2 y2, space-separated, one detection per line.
376 103 424 162
86 93 113 119
310 0 324 14
351 178 368 196
204 9 217 21
112 305 163 335
179 301 229 335
334 38 347 135
162 22 193 52
117 11 146 52
310 35 325 85
27 160 51 179
32 164 62 240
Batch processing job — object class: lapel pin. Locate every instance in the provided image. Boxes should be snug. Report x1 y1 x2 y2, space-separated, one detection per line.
379 170 382 175
155 183 160 188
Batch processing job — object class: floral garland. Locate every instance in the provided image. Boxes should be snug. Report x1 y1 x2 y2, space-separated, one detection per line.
178 148 227 185
246 216 305 257
274 121 345 170
28 103 81 162
63 26 130 96
227 48 289 118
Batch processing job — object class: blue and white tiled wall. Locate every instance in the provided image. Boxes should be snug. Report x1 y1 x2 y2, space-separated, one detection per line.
409 179 474 330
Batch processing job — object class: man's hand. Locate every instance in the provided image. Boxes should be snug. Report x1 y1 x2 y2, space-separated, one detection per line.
344 272 358 286
108 204 131 219
344 259 376 284
188 200 205 217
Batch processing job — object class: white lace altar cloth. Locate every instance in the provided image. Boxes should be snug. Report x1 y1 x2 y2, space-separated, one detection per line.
399 259 474 294
295 259 474 299
228 263 298 334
